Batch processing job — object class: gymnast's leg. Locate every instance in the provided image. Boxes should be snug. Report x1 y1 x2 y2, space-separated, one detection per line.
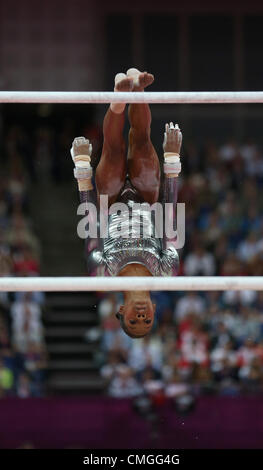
95 73 133 206
127 68 160 205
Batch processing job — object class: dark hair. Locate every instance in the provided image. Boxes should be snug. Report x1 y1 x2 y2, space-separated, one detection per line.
116 312 148 339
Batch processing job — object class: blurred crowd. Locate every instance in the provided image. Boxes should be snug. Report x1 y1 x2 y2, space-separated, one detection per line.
1 117 263 400
0 115 101 399
180 138 263 277
98 290 263 402
0 124 47 398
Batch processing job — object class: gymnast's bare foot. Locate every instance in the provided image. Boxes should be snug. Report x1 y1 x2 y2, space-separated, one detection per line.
110 72 133 114
126 68 154 91
114 73 134 92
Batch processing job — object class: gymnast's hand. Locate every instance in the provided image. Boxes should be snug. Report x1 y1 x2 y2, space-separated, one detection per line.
163 122 182 154
72 136 92 158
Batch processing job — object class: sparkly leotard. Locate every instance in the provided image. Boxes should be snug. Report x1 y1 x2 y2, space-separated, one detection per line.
80 176 179 277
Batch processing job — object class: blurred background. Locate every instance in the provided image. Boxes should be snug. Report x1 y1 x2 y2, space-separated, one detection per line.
1 0 263 449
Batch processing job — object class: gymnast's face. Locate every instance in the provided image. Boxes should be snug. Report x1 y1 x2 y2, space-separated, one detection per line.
118 299 156 337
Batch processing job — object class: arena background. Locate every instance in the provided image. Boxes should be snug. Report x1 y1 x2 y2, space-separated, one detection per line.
1 0 263 449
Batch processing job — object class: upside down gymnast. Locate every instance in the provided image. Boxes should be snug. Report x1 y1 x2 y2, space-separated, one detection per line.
70 68 183 338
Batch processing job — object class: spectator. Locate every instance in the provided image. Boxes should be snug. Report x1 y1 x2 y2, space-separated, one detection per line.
165 372 189 398
237 232 260 263
184 245 215 276
100 350 126 382
128 335 163 372
10 292 44 353
108 365 143 398
16 372 31 398
219 139 238 162
174 293 206 321
13 246 40 275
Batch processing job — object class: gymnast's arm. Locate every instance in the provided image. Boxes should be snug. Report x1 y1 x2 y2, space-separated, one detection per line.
161 122 182 275
71 137 104 275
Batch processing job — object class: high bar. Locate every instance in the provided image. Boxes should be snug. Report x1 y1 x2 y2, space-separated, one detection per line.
1 91 263 104
0 277 262 292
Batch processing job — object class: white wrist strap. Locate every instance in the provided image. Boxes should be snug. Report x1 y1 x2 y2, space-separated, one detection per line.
164 152 180 160
74 167 93 180
164 152 181 176
74 167 93 191
70 145 92 167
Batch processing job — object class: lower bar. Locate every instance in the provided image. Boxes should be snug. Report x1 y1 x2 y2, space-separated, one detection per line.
0 276 262 291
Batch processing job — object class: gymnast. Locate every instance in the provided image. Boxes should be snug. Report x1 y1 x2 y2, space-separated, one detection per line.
70 68 183 338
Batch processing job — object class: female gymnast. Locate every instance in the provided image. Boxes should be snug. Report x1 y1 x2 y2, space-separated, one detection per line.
70 68 183 338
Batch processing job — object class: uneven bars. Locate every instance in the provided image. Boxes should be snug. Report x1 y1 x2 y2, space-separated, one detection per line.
0 277 262 292
1 91 263 104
